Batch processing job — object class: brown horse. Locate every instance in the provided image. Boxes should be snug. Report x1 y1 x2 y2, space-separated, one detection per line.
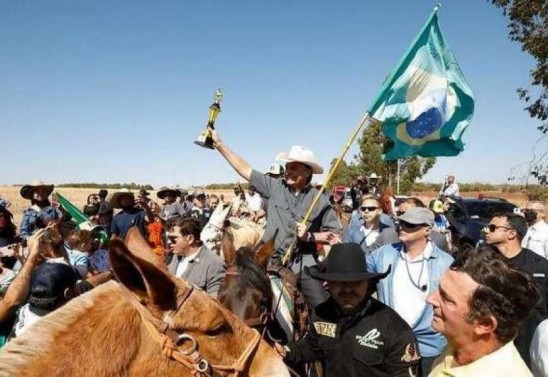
0 228 289 377
217 232 308 345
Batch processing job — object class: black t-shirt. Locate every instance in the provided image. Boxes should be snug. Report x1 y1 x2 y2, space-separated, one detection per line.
506 248 548 366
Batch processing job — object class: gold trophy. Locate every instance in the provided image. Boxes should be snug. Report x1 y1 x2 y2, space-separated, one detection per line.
194 89 224 149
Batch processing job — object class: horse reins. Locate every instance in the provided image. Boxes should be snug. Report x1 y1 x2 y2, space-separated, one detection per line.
225 267 273 335
119 284 261 377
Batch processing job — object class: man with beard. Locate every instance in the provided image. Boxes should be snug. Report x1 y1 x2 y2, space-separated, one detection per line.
211 130 342 308
275 243 420 377
521 201 548 259
484 212 548 367
19 181 63 241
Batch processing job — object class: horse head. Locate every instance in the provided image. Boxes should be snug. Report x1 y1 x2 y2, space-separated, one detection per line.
109 227 289 376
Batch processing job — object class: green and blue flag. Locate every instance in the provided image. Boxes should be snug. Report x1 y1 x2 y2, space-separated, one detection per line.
368 5 475 160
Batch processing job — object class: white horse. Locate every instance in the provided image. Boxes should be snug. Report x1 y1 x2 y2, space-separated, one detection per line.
201 202 265 259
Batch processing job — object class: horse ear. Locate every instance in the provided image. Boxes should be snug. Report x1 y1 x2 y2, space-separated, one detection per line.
125 227 167 271
254 235 276 269
221 230 236 267
109 237 183 311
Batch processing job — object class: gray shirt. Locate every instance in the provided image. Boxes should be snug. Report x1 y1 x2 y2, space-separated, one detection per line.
250 170 342 260
160 202 187 220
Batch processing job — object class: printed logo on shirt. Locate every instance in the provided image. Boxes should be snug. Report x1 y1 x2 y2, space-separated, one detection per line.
355 328 384 349
401 343 420 363
313 322 337 338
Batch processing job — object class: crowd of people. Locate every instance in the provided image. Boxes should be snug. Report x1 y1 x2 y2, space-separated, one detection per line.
0 133 547 376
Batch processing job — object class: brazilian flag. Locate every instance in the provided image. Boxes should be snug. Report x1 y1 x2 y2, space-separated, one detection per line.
369 5 475 160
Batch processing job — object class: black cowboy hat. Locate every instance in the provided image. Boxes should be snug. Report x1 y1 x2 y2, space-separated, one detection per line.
308 243 390 282
157 186 179 200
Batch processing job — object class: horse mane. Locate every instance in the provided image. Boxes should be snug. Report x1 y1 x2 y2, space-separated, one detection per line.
228 218 265 250
234 248 273 307
0 281 139 377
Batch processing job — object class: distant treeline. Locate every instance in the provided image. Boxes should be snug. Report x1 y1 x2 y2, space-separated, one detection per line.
414 183 546 201
56 183 154 190
204 183 249 190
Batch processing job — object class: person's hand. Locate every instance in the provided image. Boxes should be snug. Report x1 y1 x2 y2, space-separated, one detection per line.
26 229 47 259
296 222 308 240
211 129 221 147
135 197 150 210
326 232 341 245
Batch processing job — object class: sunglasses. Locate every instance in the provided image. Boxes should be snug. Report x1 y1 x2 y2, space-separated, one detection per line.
360 206 379 212
486 224 514 233
167 235 179 243
398 221 425 229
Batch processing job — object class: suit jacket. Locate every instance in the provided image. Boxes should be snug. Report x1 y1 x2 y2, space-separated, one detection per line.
168 245 226 298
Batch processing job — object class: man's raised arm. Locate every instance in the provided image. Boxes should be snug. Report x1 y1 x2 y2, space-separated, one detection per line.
211 130 252 181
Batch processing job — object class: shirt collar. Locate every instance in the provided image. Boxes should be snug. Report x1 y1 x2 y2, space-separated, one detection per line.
399 241 434 261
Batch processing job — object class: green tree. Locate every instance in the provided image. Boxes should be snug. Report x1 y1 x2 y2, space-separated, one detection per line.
329 120 436 194
491 0 548 184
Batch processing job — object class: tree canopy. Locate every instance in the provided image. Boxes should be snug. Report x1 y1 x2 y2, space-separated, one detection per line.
491 0 548 184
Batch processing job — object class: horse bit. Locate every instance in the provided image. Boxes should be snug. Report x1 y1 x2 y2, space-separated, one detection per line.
120 283 261 377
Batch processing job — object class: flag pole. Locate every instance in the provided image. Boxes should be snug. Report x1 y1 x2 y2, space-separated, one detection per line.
281 112 375 266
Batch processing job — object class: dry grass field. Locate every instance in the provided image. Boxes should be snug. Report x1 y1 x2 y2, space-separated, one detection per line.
0 185 529 228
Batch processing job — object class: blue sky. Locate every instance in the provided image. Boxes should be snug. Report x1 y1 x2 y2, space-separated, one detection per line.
1 1 543 188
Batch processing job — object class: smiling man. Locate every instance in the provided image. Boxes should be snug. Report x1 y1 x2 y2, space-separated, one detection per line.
427 246 539 377
276 243 419 377
211 130 342 308
367 207 454 377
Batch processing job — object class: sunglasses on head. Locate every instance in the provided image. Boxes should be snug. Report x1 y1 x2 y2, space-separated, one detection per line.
360 206 379 212
486 224 513 233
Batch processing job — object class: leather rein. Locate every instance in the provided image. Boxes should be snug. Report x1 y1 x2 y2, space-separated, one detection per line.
225 267 273 330
119 284 261 377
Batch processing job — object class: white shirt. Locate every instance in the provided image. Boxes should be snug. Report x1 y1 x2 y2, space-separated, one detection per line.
245 192 263 212
531 319 548 377
440 183 460 197
175 249 200 278
359 225 380 247
522 220 548 259
393 242 432 327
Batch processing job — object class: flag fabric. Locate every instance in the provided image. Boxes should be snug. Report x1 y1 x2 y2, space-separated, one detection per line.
54 192 91 227
368 5 475 160
55 192 110 244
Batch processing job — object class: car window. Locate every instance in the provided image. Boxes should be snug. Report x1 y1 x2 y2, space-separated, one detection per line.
463 201 516 220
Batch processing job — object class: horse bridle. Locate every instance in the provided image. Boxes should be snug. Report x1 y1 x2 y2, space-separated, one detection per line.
224 267 273 332
120 283 261 377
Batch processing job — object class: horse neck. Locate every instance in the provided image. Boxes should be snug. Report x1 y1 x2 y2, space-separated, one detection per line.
1 282 191 377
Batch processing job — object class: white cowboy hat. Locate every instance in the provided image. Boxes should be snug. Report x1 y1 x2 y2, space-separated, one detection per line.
20 180 55 200
276 145 324 174
109 188 135 209
369 173 381 179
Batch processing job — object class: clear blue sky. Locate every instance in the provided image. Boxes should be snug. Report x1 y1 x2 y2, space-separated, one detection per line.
1 0 543 188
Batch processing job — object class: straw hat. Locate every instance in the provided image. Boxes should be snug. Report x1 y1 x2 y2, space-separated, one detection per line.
369 173 381 180
20 181 54 200
276 145 323 174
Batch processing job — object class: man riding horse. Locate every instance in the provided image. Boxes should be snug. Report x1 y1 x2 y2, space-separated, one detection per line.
211 130 342 309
